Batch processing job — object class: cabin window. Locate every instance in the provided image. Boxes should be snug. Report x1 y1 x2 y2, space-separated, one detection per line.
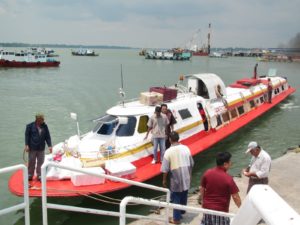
237 106 245 115
137 115 149 133
256 99 260 104
276 88 280 94
281 85 285 91
260 96 264 103
222 112 230 123
97 121 117 135
178 109 192 120
230 108 238 119
249 100 255 108
116 116 137 136
216 115 222 126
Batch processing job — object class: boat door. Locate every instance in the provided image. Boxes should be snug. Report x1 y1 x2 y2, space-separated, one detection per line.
203 101 218 129
197 102 209 131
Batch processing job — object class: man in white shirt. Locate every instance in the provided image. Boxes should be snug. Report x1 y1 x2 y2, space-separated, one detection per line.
243 141 271 193
161 131 194 224
145 106 169 164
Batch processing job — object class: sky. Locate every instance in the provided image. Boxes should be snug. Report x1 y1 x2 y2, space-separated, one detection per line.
0 0 300 49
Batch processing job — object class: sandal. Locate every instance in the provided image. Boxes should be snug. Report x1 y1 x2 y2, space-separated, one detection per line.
169 218 181 224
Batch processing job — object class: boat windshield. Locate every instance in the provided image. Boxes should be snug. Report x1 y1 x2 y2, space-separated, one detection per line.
93 115 118 135
92 115 137 136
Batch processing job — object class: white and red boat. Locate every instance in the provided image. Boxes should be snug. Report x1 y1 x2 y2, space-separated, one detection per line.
9 67 295 197
0 50 60 67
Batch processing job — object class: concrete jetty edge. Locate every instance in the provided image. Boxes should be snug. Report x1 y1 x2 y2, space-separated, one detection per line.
128 148 300 225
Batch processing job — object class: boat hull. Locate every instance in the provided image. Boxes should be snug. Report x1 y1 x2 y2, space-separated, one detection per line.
192 52 209 56
0 59 60 67
8 86 295 197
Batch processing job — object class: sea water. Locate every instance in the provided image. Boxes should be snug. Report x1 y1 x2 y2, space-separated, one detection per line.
0 48 299 225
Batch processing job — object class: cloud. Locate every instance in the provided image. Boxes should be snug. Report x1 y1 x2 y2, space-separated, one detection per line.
0 0 299 48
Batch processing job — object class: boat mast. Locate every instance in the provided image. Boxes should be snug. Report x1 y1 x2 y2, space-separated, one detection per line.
119 64 126 106
207 23 211 54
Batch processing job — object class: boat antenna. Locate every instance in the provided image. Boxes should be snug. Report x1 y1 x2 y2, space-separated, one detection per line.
207 23 211 54
119 64 126 106
253 63 258 79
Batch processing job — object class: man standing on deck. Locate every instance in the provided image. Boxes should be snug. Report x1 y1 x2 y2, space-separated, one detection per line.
161 103 176 149
25 113 52 181
267 78 273 103
199 152 241 225
161 131 194 224
145 106 169 164
243 141 271 193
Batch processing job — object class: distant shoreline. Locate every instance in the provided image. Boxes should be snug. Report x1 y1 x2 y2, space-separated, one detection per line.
1 43 300 53
0 43 136 50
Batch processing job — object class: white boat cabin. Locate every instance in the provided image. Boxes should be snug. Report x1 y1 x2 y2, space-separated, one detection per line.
53 72 289 168
0 50 50 62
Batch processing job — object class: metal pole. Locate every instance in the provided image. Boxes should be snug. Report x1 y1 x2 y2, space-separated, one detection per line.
22 166 30 225
76 121 80 137
41 163 48 225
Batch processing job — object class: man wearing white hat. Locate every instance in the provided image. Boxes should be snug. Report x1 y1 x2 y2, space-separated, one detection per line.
243 141 271 193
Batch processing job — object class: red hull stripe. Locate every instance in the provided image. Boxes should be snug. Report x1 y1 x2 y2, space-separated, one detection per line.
0 60 60 67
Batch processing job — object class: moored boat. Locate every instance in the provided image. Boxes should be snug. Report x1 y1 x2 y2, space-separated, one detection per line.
145 49 192 60
209 51 228 58
8 66 295 197
71 48 99 56
0 50 60 67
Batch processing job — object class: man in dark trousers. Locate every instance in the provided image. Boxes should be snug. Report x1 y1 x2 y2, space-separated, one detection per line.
200 152 241 225
267 78 273 103
161 131 194 224
25 113 52 181
161 103 176 149
243 141 271 193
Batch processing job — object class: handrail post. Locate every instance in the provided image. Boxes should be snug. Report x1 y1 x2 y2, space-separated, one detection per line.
41 162 48 225
165 191 170 225
119 196 131 225
0 164 30 225
22 166 30 225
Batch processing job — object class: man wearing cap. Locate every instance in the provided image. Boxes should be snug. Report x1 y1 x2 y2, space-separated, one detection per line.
145 106 169 164
243 141 271 193
25 113 52 181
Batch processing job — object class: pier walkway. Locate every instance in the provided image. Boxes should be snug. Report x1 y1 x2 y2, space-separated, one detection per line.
128 149 300 225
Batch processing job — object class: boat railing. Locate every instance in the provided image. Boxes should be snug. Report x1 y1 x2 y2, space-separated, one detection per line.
41 161 171 225
119 196 235 225
0 164 30 225
119 185 300 225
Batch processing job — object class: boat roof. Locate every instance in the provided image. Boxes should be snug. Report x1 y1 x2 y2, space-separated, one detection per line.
188 73 226 99
106 92 201 116
106 100 155 116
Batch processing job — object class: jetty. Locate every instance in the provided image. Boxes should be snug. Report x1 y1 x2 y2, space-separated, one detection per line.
128 148 300 225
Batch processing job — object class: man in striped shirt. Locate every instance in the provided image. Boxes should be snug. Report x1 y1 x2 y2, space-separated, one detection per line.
161 131 194 224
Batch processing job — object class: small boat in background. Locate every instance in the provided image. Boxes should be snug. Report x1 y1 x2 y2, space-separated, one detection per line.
209 51 228 58
145 48 192 60
258 53 293 62
71 48 99 56
139 48 147 56
0 50 60 67
28 47 59 57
